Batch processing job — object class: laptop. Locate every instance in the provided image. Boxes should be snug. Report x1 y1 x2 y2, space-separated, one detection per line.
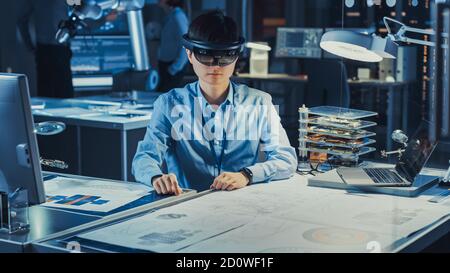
337 122 437 187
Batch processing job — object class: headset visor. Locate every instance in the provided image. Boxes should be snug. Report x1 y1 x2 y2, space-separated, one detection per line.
193 48 240 67
182 34 245 67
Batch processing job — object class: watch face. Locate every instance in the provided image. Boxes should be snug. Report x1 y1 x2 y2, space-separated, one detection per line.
242 168 253 184
245 168 253 177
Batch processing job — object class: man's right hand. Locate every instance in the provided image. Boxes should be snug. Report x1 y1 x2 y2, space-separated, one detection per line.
152 174 183 196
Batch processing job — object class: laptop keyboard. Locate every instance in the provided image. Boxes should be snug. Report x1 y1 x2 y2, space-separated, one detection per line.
363 168 406 184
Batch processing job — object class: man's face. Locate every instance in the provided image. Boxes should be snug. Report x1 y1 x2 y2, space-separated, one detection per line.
186 49 237 86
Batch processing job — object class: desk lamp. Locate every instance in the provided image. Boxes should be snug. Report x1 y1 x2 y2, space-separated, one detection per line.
320 8 449 181
320 15 446 138
320 17 442 62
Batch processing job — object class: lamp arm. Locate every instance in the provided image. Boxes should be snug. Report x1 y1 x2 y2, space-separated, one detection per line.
383 17 406 35
384 16 439 47
394 36 437 47
383 17 434 36
402 25 436 36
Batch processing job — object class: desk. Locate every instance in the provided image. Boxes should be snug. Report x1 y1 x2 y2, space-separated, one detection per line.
0 172 195 253
32 92 159 181
0 204 99 253
31 165 450 253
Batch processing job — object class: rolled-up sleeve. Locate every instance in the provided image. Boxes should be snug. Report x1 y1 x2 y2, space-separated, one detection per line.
247 97 298 183
132 96 172 186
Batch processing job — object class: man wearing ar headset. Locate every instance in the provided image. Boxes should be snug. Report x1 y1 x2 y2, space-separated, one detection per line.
132 10 297 195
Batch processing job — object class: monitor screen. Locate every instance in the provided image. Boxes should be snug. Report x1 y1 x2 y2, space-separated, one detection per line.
275 28 323 59
0 74 45 205
71 36 133 75
395 121 438 182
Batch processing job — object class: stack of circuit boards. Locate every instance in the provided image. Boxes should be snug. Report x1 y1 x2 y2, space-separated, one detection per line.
298 106 378 166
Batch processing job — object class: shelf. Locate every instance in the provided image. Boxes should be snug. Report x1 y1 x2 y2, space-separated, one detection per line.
298 106 378 164
306 117 377 130
301 137 376 149
308 106 378 120
299 146 377 157
303 126 376 140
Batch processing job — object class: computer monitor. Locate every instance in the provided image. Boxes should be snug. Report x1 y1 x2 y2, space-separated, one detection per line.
71 36 133 75
275 28 323 59
0 74 45 205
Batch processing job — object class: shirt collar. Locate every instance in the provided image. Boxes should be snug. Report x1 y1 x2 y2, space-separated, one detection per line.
196 81 235 110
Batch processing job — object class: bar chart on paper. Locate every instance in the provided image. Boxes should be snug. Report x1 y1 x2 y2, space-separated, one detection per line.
46 194 110 206
42 177 150 212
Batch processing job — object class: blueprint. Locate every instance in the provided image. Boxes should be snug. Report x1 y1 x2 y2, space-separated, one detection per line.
42 177 150 212
79 205 250 252
77 176 450 252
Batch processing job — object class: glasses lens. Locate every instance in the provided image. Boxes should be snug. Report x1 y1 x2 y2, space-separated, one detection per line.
217 55 238 66
194 50 239 67
194 53 215 65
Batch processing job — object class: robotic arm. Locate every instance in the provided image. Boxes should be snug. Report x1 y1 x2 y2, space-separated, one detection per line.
56 0 143 45
56 0 159 90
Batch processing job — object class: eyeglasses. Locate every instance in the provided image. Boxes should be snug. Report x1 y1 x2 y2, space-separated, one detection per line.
193 48 239 67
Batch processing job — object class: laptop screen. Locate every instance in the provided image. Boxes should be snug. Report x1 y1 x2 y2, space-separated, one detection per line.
395 121 438 182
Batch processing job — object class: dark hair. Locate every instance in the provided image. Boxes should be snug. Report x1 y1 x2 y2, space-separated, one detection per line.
166 0 184 8
188 10 240 43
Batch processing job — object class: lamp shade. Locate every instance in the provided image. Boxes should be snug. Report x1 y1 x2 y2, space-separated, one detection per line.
246 42 272 51
320 30 398 62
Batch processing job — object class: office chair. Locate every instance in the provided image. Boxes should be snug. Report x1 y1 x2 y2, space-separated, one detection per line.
304 59 350 108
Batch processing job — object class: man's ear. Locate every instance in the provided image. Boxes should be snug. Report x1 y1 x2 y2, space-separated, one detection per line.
186 49 194 64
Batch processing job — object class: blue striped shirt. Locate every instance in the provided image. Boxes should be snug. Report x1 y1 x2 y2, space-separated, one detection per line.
132 81 298 191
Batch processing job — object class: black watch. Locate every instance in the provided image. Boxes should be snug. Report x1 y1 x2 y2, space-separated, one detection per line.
240 167 253 185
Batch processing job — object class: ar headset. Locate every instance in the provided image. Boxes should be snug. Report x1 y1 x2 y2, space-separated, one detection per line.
182 34 245 67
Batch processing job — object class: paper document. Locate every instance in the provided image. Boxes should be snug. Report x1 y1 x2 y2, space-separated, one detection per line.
42 177 150 212
79 204 250 252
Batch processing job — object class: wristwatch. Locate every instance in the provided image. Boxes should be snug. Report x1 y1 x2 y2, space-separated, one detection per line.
240 167 253 185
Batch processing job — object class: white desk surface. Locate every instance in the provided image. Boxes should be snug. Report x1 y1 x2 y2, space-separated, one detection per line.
74 166 450 253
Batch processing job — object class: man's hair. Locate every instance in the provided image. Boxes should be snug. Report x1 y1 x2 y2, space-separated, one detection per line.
188 10 240 43
166 0 184 8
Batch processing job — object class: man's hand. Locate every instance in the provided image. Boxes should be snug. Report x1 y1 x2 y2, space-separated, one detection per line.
210 172 250 191
152 173 183 196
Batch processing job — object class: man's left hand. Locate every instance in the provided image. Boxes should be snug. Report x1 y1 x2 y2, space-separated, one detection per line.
210 172 250 191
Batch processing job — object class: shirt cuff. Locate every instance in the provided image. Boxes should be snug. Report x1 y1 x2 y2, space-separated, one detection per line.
246 164 268 184
136 168 163 188
150 174 164 186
